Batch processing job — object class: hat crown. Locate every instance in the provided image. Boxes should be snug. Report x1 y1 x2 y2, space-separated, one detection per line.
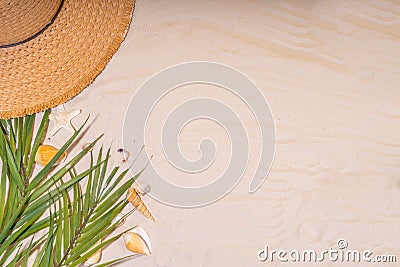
0 0 62 47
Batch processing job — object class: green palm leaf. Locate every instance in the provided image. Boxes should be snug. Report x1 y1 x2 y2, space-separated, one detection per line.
0 110 145 266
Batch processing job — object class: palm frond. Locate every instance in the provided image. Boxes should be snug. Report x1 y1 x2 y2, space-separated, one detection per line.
0 110 143 266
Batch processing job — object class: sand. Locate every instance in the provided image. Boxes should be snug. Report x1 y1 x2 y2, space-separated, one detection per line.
55 0 400 266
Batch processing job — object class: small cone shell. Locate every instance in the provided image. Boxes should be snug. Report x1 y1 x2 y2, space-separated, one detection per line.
35 145 67 167
124 227 152 256
84 240 102 266
127 188 155 222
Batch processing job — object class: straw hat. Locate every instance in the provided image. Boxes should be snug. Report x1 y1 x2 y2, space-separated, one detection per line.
0 0 136 119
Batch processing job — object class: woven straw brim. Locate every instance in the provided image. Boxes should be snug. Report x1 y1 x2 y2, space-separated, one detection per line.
0 0 63 46
0 0 135 119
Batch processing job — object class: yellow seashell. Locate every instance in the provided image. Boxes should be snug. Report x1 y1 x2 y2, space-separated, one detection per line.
124 227 152 256
35 145 67 167
127 188 155 222
84 240 102 266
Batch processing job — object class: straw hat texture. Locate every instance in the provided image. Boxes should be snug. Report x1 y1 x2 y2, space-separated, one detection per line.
0 0 136 119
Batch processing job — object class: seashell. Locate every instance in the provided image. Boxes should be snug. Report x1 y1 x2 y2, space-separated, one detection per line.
84 240 102 266
82 142 93 152
111 213 126 227
127 188 155 222
35 145 67 167
124 227 152 256
116 148 130 164
136 182 151 196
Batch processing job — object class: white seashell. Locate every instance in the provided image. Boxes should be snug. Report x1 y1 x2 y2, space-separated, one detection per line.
116 148 130 164
136 182 151 196
124 227 152 256
84 240 102 265
48 107 81 136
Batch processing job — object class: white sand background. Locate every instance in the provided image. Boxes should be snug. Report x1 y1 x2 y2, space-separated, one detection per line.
51 0 400 266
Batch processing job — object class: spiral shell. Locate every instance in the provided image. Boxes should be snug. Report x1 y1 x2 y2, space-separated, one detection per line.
35 145 67 167
126 188 155 222
124 227 152 256
83 240 102 266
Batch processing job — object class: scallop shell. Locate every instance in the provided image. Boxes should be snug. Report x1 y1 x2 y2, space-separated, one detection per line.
124 227 152 256
35 145 67 167
127 188 155 222
84 240 102 266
